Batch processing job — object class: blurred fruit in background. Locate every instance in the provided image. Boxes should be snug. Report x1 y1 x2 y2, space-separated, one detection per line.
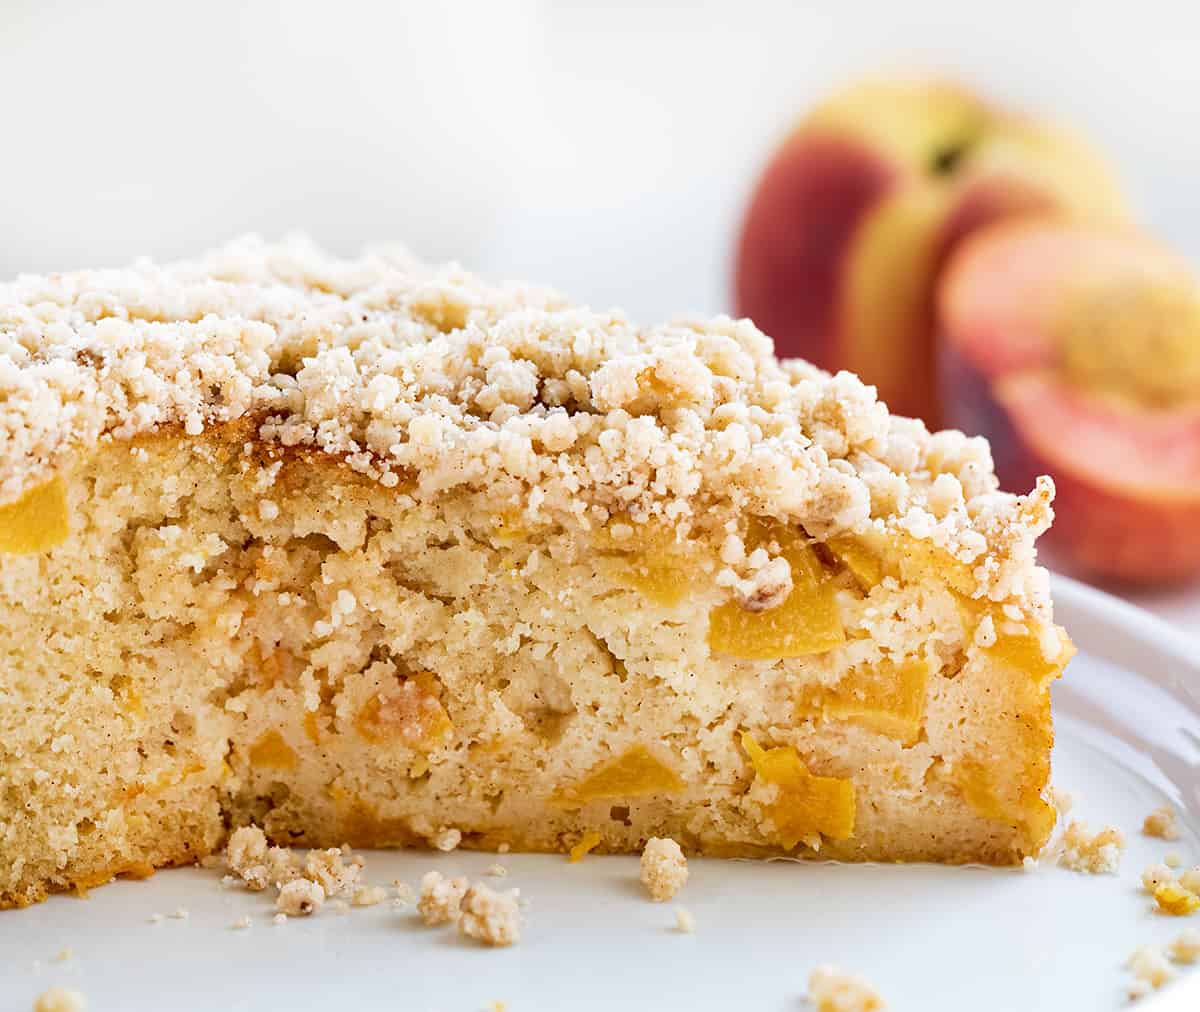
733 75 1127 426
940 220 1200 585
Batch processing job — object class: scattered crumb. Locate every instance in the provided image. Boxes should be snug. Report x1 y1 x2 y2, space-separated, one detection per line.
392 881 415 905
220 875 239 889
486 1002 508 1012
1021 856 1038 873
1144 806 1182 841
303 848 361 898
485 863 509 878
1153 881 1200 916
33 987 86 1012
1056 821 1125 874
148 913 163 924
223 824 300 891
640 837 688 902
53 949 72 963
806 965 886 1012
1126 980 1151 1003
169 907 189 920
272 913 287 925
277 878 324 917
1180 867 1200 894
1142 863 1176 894
568 830 602 863
231 915 252 930
1127 945 1175 991
417 871 470 927
458 882 522 947
1169 928 1200 964
1049 787 1076 817
432 827 463 853
1165 852 1183 868
674 906 695 934
352 885 388 907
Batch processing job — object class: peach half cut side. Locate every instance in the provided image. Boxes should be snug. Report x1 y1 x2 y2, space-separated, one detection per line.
939 219 1200 584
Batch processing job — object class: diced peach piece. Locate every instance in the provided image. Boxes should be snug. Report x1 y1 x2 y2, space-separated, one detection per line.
953 759 1055 844
0 477 70 554
825 534 884 591
248 730 299 771
708 526 844 659
568 830 603 863
741 732 855 848
354 676 452 751
560 745 684 804
1154 881 1200 916
797 657 929 745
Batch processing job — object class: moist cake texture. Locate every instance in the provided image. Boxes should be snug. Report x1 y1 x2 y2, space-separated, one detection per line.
0 238 1072 908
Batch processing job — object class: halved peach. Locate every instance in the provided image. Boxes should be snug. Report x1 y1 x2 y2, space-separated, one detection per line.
939 220 1200 583
734 76 1127 425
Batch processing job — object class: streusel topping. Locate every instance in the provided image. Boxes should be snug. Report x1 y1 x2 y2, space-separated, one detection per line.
0 236 1053 601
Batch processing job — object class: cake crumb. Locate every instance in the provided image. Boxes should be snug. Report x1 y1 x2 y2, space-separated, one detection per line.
33 987 86 1012
224 824 299 891
1056 821 1125 874
352 885 388 907
1142 863 1176 894
1143 806 1181 841
272 913 287 925
432 827 462 853
1165 852 1183 869
806 965 886 1012
53 949 72 963
640 837 688 902
1179 867 1200 894
485 863 509 878
277 878 324 917
1168 928 1200 964
230 915 252 930
486 1002 508 1012
568 830 602 863
458 882 521 947
674 906 695 934
148 913 163 924
417 871 469 927
303 848 361 898
1048 787 1076 817
392 880 415 904
169 907 189 920
1021 856 1038 873
1126 945 1175 991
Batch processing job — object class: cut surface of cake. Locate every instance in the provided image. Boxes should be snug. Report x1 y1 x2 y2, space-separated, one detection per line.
0 238 1073 909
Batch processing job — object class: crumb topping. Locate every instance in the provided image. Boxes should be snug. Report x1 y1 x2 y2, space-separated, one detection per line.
640 837 689 902
0 236 1054 602
674 906 696 933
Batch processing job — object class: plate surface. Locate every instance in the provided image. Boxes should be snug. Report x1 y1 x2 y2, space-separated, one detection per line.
3 575 1199 1011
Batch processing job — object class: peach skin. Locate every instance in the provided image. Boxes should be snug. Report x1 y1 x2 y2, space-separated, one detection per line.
734 75 1128 426
939 219 1200 585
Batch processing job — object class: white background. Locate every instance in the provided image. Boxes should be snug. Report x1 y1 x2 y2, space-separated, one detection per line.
2 0 1198 628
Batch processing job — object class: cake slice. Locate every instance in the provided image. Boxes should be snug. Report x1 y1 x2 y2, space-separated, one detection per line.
0 238 1073 908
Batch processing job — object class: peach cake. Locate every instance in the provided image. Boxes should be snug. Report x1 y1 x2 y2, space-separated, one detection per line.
0 238 1073 908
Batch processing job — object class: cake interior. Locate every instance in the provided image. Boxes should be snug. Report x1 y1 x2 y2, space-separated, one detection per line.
0 423 1069 909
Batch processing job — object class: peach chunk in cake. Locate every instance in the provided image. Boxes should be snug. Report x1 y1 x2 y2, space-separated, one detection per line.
0 237 1072 908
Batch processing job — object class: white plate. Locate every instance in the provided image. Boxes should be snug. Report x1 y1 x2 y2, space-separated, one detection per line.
3 575 1199 1011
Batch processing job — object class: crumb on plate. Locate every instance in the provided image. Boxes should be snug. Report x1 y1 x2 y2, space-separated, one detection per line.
640 837 688 902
